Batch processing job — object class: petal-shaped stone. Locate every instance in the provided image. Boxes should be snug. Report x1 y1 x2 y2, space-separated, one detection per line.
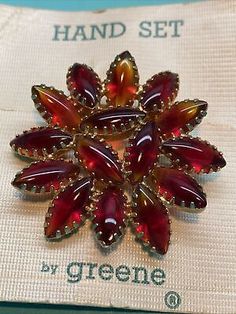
156 99 208 138
75 135 124 184
152 167 207 210
104 51 139 107
32 85 81 132
140 72 179 111
80 108 146 138
92 186 126 247
66 64 101 108
10 127 73 159
133 184 170 255
45 177 92 239
12 160 80 193
124 122 160 184
161 137 226 173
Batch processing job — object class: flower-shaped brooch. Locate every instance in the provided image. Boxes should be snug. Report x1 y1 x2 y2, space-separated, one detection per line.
10 51 226 255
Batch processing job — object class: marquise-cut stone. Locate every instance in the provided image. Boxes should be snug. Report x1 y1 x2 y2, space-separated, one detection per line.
133 184 170 255
156 99 208 138
92 186 126 246
140 72 179 111
80 108 146 137
75 135 124 184
152 167 207 209
161 137 226 173
12 160 80 193
105 51 139 107
32 85 81 132
125 122 160 184
45 177 92 239
67 64 101 108
10 127 73 159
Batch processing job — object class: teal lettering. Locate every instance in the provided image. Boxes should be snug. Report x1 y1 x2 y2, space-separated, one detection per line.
154 21 167 38
116 265 130 282
86 263 97 280
109 22 126 38
151 268 165 285
53 25 71 41
139 21 152 37
99 264 114 280
72 26 88 41
90 24 108 40
132 267 150 284
169 20 184 37
67 262 85 283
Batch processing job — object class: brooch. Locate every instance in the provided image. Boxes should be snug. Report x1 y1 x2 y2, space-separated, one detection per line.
10 51 226 255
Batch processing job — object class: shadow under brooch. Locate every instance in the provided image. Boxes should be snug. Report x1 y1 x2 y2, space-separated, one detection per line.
10 51 226 255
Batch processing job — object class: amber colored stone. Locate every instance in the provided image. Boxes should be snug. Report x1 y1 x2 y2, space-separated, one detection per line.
152 167 207 209
124 122 160 184
80 108 146 137
105 51 139 107
67 64 101 108
10 127 73 159
92 186 126 246
12 160 80 193
140 72 179 111
133 184 170 255
75 135 124 184
161 137 226 173
155 99 208 138
45 177 92 239
32 85 81 132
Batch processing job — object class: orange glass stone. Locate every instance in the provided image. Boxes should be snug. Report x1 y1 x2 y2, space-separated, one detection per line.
155 99 208 138
104 51 139 107
32 85 81 133
75 135 124 184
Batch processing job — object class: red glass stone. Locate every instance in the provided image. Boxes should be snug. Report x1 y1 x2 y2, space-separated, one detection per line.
12 160 80 193
80 108 146 137
32 85 81 132
92 186 126 246
75 135 124 184
105 51 139 107
133 184 170 254
66 64 101 108
161 137 226 173
152 167 207 209
124 122 160 184
140 72 179 111
156 99 208 138
10 127 73 159
45 177 92 239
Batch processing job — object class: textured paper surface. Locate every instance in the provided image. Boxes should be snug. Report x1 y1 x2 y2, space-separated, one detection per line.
0 1 235 313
